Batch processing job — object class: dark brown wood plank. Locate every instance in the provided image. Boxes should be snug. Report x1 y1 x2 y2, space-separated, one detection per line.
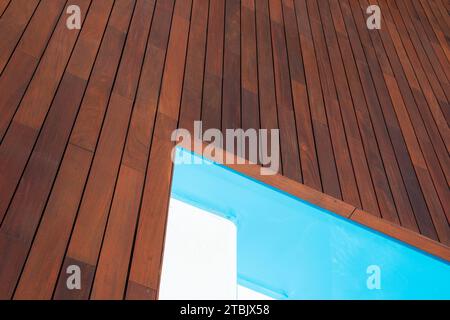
0 0 90 236
269 0 302 182
0 0 39 74
346 0 419 230
384 0 450 184
127 0 193 299
178 0 208 134
14 0 135 300
53 0 156 300
241 0 259 133
307 0 361 207
418 0 450 62
314 0 379 214
0 0 11 17
358 0 438 239
0 0 114 299
91 0 174 300
255 0 280 174
334 0 402 224
372 0 450 241
282 0 321 190
411 0 450 106
222 0 240 131
201 0 224 131
295 0 341 198
401 0 450 103
0 0 65 141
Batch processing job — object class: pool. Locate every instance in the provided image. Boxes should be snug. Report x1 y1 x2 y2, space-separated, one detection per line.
170 147 450 300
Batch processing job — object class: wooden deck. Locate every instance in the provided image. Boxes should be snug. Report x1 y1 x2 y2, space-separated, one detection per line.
0 0 448 299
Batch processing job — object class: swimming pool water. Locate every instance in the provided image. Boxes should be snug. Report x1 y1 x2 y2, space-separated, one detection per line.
170 147 450 300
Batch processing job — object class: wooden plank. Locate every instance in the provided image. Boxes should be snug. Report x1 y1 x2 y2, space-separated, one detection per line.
201 0 224 131
410 0 450 104
364 0 444 239
417 0 450 63
14 145 93 300
180 139 357 218
335 0 402 224
401 0 450 103
0 0 115 299
0 0 90 235
372 0 450 241
0 0 39 74
127 0 193 299
384 0 450 185
436 0 450 28
53 0 156 300
222 0 240 131
399 0 450 100
295 0 341 198
14 0 135 300
0 0 66 141
255 0 280 174
351 209 450 262
307 0 361 207
313 0 379 214
178 0 208 134
358 0 438 239
346 0 419 230
427 0 450 37
269 0 302 182
0 0 11 17
282 0 321 190
241 0 259 133
91 0 174 300
393 0 450 157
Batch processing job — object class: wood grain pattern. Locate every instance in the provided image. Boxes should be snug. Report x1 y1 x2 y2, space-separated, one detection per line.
0 0 449 299
13 0 135 300
53 0 156 300
0 0 39 74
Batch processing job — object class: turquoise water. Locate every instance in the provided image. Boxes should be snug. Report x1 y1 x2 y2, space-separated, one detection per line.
170 147 450 300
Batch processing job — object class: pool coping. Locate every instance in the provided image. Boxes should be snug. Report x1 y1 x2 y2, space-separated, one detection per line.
175 138 450 263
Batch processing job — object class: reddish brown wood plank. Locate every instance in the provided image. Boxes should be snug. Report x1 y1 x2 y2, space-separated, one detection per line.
0 0 66 141
0 0 11 17
0 0 114 299
372 0 450 239
201 0 224 131
418 0 450 63
295 0 341 198
222 0 241 131
0 0 90 237
269 0 302 182
127 0 193 299
0 0 39 74
282 0 321 190
307 0 361 207
178 0 208 133
14 0 135 300
255 0 280 174
54 0 156 300
241 0 260 133
314 0 379 215
334 0 402 224
91 0 174 300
